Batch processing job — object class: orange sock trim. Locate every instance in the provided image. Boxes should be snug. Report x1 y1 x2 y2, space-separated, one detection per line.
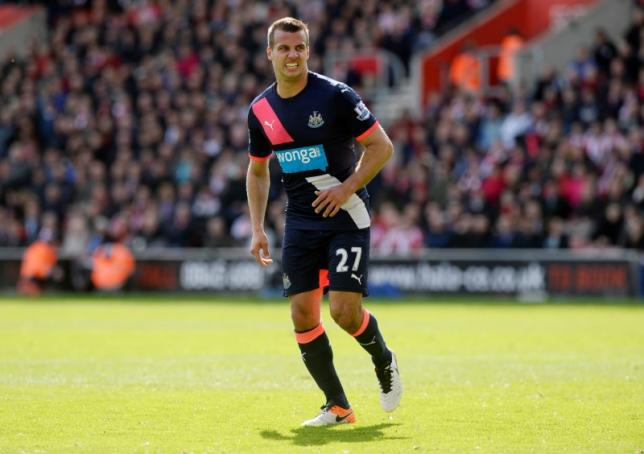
295 323 325 344
351 309 370 337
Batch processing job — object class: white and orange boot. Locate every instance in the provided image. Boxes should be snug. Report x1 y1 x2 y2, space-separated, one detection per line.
301 404 356 427
376 352 402 412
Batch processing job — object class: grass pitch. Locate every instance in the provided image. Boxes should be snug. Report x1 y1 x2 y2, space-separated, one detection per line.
0 297 643 453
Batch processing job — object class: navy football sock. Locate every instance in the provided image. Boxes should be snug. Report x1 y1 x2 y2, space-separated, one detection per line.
296 324 349 409
352 310 393 369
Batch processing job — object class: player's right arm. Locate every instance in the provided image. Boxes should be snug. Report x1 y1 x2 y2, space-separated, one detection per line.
246 158 273 266
246 104 274 267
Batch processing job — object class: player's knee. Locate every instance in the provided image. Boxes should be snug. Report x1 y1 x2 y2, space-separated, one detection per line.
329 304 360 332
291 300 319 329
291 307 314 325
329 306 346 327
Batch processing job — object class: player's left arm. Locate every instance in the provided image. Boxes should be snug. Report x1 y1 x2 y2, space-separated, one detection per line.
312 124 393 218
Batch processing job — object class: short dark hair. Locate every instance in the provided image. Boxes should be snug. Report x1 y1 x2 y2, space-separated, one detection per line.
267 17 309 48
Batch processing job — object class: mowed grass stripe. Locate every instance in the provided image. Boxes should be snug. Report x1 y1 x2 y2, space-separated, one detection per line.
0 300 642 453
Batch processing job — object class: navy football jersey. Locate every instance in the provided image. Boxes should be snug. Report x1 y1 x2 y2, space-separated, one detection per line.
248 71 378 230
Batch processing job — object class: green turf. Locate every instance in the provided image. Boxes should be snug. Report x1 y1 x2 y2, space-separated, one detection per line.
0 298 642 453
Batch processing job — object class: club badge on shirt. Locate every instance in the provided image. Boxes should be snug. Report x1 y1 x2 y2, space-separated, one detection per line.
308 111 325 128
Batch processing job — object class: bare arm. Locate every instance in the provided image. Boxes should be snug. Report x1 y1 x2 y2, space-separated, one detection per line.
246 158 273 266
312 124 394 218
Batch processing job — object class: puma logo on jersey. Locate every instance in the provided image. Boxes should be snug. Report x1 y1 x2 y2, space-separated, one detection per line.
351 273 363 285
263 120 275 131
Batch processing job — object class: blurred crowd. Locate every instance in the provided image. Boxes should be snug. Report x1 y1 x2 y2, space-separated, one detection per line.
0 0 492 254
372 8 644 253
0 0 642 257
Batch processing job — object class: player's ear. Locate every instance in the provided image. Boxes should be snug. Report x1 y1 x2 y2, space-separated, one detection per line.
267 46 273 61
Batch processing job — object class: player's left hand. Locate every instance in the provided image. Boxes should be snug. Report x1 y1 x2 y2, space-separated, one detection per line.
312 186 351 218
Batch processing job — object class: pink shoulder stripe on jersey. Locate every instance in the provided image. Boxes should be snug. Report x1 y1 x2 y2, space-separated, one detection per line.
355 121 379 142
248 152 272 161
251 97 294 145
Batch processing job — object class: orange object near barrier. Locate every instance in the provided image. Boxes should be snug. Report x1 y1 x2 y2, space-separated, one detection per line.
498 33 524 82
90 243 135 290
449 51 481 92
20 241 57 280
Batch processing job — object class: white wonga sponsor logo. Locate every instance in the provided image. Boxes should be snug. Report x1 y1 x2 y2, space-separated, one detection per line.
276 147 321 165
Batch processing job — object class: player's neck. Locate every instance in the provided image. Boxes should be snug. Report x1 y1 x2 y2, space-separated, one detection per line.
276 72 308 99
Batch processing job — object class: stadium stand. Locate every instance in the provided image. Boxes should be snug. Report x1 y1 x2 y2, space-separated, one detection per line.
0 0 641 258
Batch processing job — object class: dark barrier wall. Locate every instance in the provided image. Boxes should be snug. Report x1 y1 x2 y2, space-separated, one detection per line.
0 248 641 298
368 260 636 297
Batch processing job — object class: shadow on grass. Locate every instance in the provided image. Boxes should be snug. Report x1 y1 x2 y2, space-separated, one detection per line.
260 422 407 446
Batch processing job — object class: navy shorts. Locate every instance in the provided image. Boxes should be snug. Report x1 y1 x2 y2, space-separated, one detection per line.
281 227 370 297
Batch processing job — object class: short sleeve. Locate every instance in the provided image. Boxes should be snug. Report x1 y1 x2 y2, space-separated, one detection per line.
248 106 272 161
335 84 378 140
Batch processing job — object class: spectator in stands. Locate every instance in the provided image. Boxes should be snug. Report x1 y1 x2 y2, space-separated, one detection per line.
61 210 90 258
624 6 643 57
497 28 524 84
632 174 644 209
469 214 491 248
17 230 60 296
478 103 504 150
445 212 471 248
592 28 618 76
90 240 136 292
500 100 532 148
423 203 452 248
203 216 233 248
567 46 597 83
377 204 425 255
490 214 517 249
543 217 569 249
449 40 481 93
164 202 200 248
621 206 644 250
593 202 624 246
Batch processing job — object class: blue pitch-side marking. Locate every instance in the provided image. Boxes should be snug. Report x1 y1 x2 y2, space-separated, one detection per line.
275 144 328 173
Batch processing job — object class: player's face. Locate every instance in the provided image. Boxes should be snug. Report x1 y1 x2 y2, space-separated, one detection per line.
267 29 309 82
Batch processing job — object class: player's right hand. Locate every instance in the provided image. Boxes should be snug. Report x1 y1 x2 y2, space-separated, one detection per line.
250 231 273 267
